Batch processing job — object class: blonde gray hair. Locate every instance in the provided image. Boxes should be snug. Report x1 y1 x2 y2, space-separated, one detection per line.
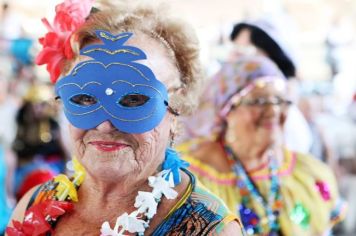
62 0 202 115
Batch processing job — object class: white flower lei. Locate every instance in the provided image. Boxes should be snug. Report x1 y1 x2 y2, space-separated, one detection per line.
100 169 178 236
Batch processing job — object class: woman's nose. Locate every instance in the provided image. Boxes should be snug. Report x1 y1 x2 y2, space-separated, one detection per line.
262 103 281 117
95 120 117 133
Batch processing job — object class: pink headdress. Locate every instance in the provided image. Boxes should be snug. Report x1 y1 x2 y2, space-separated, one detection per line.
35 0 95 83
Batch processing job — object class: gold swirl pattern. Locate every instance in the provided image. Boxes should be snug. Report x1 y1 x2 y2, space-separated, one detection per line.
57 81 102 91
111 80 165 98
99 31 131 41
83 48 139 56
71 61 150 81
64 104 157 122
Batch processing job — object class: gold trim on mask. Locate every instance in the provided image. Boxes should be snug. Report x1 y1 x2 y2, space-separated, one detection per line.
102 105 156 122
63 104 157 122
71 61 150 81
64 105 103 116
111 80 165 99
99 31 130 42
83 48 139 56
57 81 103 91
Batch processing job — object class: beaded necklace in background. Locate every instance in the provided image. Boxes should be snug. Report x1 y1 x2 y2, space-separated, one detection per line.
224 146 283 236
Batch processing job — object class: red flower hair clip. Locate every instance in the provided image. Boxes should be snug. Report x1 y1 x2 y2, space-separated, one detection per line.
35 0 95 83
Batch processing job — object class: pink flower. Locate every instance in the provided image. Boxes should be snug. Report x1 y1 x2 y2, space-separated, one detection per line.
54 0 94 31
56 0 94 21
35 0 94 83
315 181 331 201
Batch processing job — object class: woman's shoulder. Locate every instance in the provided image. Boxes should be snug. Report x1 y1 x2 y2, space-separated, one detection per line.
192 179 235 217
284 149 347 230
178 138 221 160
292 149 336 179
284 149 339 197
184 171 245 235
152 169 244 235
6 173 80 234
6 185 41 229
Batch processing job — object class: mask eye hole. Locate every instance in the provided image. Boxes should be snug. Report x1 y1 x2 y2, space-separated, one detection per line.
119 94 150 107
70 94 97 106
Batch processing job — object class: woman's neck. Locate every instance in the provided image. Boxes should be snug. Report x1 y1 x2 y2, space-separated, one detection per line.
65 169 190 233
72 174 150 223
228 142 283 172
86 174 150 199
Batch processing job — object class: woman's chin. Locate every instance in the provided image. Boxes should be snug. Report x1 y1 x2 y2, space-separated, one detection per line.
82 156 138 179
89 165 134 181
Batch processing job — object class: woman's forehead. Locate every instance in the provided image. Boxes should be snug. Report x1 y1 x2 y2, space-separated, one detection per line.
66 32 180 89
125 33 180 88
245 80 286 98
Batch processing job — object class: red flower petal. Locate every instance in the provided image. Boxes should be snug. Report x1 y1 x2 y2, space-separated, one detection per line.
36 48 62 65
5 220 26 236
5 226 26 236
47 57 63 83
45 200 74 218
22 204 51 235
41 18 54 32
64 36 74 59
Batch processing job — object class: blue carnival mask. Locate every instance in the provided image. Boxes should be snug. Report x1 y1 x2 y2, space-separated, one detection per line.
55 30 170 133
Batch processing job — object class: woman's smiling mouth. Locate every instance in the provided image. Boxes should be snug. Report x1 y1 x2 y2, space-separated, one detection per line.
89 141 129 152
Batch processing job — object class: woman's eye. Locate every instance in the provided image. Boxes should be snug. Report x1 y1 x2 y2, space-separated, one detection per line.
119 94 150 107
70 94 97 106
254 98 266 105
244 98 265 106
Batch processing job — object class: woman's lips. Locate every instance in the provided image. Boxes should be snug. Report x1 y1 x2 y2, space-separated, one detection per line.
89 141 129 152
259 120 279 130
262 123 276 130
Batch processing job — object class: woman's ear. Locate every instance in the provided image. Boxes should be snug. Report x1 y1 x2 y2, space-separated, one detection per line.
170 115 178 130
224 110 239 144
279 106 288 127
169 115 178 146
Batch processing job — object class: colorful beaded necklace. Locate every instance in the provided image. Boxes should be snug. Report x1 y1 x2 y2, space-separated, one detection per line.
224 146 283 236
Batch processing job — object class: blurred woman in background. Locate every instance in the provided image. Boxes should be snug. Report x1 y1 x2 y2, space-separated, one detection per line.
229 20 313 155
180 55 346 236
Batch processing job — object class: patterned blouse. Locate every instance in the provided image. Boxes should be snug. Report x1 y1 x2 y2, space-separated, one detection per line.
179 140 347 236
26 169 244 235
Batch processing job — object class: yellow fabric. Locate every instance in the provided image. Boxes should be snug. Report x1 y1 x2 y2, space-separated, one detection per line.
179 142 346 236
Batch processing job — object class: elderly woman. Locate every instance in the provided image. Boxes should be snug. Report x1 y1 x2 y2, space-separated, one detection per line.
180 55 346 236
6 1 244 235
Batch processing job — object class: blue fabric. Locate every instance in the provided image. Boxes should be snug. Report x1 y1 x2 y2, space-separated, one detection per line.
55 31 169 134
0 148 12 233
11 38 33 65
163 148 190 185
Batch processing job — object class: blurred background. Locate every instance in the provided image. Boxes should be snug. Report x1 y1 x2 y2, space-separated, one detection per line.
0 0 355 235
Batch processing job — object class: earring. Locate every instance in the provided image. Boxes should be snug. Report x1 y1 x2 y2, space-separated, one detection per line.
225 119 238 144
225 127 237 144
169 130 176 147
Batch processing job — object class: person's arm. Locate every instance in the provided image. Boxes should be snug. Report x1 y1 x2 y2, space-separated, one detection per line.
6 185 39 228
215 221 245 236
